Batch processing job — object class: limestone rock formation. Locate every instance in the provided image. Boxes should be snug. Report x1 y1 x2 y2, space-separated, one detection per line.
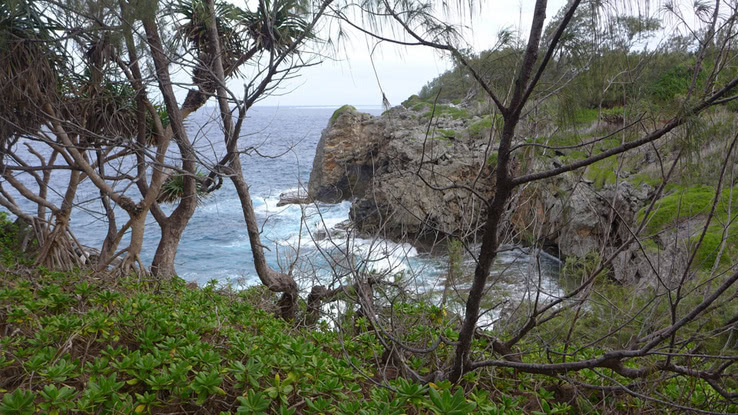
308 105 495 243
306 104 674 286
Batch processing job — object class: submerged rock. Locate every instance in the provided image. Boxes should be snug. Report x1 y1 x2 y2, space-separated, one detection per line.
276 189 311 207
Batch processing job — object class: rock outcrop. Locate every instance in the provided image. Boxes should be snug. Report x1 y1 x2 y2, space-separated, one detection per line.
306 104 680 286
308 105 495 243
513 178 651 256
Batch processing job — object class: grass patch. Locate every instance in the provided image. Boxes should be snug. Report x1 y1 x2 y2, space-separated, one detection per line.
486 152 498 167
573 108 600 125
688 224 738 270
630 173 663 188
637 185 723 233
637 184 738 270
423 104 469 120
466 115 503 139
429 129 457 142
329 105 356 125
584 156 620 189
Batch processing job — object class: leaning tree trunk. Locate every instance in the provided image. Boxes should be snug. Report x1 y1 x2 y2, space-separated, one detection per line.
230 169 299 318
203 0 299 318
143 12 199 278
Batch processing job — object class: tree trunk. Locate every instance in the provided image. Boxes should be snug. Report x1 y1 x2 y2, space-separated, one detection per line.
448 127 515 382
201 0 299 318
448 0 551 381
36 169 82 269
230 169 299 318
142 12 198 278
151 215 186 277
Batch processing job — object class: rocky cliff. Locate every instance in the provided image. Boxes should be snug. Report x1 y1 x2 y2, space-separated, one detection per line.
304 103 721 287
308 105 495 244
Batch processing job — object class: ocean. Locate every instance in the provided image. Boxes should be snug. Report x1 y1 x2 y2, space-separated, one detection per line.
6 105 560 305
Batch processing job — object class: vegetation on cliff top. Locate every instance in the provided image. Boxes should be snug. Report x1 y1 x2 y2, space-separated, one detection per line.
329 105 357 126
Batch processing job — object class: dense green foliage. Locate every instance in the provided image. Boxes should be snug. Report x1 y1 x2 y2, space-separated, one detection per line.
0 268 567 414
1 265 736 414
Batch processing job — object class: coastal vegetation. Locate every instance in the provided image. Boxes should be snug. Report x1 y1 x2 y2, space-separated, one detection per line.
2 0 738 413
1 262 736 414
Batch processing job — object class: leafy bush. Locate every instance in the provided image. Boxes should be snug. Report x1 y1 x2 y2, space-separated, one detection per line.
649 62 699 103
0 269 541 414
1 265 735 413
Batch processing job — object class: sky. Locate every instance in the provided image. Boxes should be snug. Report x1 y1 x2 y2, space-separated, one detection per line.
235 0 568 107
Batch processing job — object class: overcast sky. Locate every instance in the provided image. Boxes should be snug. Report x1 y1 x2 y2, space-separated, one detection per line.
245 0 567 107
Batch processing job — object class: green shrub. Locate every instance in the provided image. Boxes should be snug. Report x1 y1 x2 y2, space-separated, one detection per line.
0 269 536 414
649 63 698 103
423 104 468 120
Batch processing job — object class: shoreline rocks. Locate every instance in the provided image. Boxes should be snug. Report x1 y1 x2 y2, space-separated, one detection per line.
276 189 311 207
307 105 496 245
304 104 703 287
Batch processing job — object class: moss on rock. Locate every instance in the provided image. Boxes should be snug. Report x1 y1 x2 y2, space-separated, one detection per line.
329 105 356 125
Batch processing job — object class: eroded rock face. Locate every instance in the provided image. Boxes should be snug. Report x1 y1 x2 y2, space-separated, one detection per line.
308 106 495 242
306 105 671 286
549 180 650 258
308 109 389 203
511 174 657 281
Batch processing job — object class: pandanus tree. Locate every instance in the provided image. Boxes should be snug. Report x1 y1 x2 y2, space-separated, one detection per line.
0 0 61 142
190 0 330 318
0 1 121 270
146 0 319 282
0 0 322 278
177 0 312 114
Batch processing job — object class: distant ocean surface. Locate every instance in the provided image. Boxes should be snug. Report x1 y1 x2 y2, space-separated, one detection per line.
9 105 560 298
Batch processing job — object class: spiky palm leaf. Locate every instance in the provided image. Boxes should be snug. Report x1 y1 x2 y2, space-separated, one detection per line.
0 0 64 142
157 171 207 204
174 0 312 91
239 0 311 54
174 0 248 88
